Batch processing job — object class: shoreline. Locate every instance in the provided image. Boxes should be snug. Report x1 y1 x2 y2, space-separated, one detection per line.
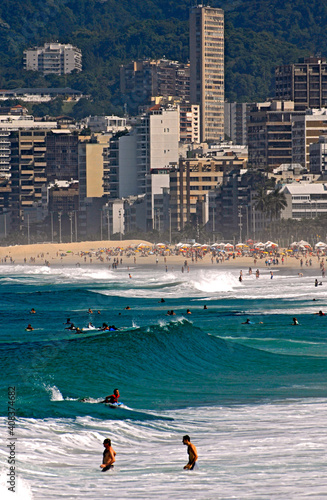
0 239 323 272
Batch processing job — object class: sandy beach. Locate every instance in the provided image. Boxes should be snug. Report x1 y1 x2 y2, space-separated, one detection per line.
0 239 323 272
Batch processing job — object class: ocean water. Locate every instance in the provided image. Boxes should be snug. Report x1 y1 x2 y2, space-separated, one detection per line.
1 263 327 499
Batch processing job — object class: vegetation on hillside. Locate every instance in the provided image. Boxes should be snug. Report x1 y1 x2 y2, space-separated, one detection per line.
0 0 323 117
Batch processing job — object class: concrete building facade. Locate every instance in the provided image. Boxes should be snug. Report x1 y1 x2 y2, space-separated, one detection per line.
190 5 224 143
275 56 327 111
24 43 82 75
248 101 302 171
224 102 249 145
120 59 190 113
292 109 327 170
309 135 327 175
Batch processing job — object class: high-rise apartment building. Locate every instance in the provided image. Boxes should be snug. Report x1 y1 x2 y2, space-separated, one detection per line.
248 101 302 171
120 59 190 113
275 56 327 111
292 109 327 169
224 102 249 145
24 43 82 75
189 5 224 143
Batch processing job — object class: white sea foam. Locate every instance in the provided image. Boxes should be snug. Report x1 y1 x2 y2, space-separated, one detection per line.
45 385 64 401
1 398 327 499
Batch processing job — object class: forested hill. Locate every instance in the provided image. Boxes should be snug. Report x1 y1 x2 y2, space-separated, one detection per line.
0 0 326 117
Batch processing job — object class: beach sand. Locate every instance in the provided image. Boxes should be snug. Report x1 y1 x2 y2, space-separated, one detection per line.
0 239 322 272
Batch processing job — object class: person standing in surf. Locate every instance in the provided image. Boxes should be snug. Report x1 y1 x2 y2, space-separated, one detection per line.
182 435 198 470
100 438 116 471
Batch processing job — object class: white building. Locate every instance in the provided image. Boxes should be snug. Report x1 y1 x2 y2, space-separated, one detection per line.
103 105 179 231
84 116 129 134
24 43 82 75
281 183 327 219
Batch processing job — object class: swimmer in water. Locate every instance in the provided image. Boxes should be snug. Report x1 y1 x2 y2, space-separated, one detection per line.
242 318 252 324
182 435 198 470
25 324 34 331
30 308 36 314
186 309 192 314
292 317 299 325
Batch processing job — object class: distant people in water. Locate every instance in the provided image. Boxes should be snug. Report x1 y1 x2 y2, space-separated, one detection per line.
25 324 34 331
88 308 93 314
182 435 198 470
203 305 208 310
160 298 165 303
100 438 116 472
167 310 176 316
292 317 299 325
186 309 192 314
242 318 252 324
30 308 36 314
315 310 325 316
315 279 318 287
124 306 131 310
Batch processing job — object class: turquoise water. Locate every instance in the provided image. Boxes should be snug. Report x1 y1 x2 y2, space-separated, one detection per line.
1 263 327 499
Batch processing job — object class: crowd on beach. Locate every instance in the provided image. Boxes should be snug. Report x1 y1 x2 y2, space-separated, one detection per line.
1 238 327 268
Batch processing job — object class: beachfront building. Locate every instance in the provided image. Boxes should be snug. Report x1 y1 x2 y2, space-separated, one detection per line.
10 129 50 230
275 56 327 111
209 168 269 240
78 134 109 240
190 5 224 143
248 100 303 171
45 130 79 182
104 104 178 231
169 156 226 231
224 102 250 145
281 183 327 219
24 43 82 75
292 109 327 170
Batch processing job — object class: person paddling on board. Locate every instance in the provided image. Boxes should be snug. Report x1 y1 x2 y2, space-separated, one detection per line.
100 438 116 471
182 435 198 470
102 388 120 404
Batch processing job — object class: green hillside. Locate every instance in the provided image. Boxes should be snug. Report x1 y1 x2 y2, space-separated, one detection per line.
0 0 323 117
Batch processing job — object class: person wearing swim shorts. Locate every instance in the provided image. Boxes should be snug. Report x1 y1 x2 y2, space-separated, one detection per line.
182 435 198 470
100 438 116 471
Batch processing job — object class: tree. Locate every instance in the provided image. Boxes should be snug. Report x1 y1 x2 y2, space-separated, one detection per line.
267 187 288 220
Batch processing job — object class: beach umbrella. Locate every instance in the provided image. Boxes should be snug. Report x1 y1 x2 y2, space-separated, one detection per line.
255 242 265 248
235 243 246 248
192 243 201 247
225 243 234 249
290 241 298 247
297 240 310 247
315 242 326 248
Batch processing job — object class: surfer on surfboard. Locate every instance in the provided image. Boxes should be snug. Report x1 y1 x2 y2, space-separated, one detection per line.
101 388 120 404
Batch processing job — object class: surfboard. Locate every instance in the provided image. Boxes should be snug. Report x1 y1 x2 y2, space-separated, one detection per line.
105 402 123 408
